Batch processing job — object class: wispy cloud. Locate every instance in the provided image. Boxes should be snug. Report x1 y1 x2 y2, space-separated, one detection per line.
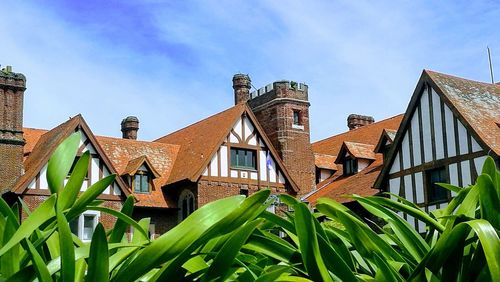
1 0 498 141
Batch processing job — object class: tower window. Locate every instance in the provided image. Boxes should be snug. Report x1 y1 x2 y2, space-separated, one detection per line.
343 157 358 176
230 148 257 170
292 110 304 129
426 167 449 203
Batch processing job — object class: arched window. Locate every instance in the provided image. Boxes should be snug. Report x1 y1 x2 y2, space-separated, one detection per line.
178 190 195 222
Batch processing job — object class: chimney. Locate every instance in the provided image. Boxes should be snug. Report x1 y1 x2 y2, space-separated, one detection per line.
347 114 374 130
233 74 251 104
0 66 27 193
121 116 139 140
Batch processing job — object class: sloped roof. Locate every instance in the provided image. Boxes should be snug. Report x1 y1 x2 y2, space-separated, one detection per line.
335 142 376 163
374 129 397 154
305 156 383 204
426 70 500 155
314 153 338 170
312 114 403 156
14 116 130 196
123 156 161 178
23 128 48 157
97 136 179 208
155 104 246 184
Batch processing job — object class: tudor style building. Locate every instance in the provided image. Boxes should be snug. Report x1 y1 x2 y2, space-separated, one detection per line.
0 66 303 239
375 70 500 232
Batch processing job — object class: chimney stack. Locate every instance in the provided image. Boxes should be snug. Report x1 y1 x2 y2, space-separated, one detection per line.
0 66 27 193
347 114 374 130
233 74 251 104
121 116 139 140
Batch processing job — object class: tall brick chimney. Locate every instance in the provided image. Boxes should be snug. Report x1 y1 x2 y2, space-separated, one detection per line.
0 66 26 194
347 114 375 130
121 116 139 140
233 74 251 104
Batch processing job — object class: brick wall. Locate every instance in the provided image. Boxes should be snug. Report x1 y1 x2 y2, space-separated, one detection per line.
133 208 178 238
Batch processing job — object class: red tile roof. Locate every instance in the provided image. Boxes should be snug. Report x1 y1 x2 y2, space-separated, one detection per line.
336 142 376 162
426 70 500 155
97 136 179 208
23 128 48 157
314 153 337 170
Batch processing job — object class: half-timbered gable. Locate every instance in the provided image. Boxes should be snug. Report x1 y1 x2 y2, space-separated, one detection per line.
375 70 500 232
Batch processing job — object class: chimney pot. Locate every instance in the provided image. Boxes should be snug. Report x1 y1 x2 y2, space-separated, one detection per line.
347 114 374 130
121 116 139 140
233 74 251 104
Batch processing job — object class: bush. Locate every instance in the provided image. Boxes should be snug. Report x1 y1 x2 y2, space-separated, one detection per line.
0 133 498 281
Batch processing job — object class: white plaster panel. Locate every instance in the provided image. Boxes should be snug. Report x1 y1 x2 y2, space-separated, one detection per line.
320 170 332 182
40 164 48 189
243 117 254 141
449 163 459 197
230 170 238 178
278 171 285 184
233 118 242 140
139 164 147 171
471 137 482 152
474 156 487 176
431 90 444 160
418 220 426 233
358 159 370 172
202 168 208 176
113 184 121 196
406 215 415 229
259 150 267 181
440 202 448 209
389 152 401 174
389 178 400 200
457 121 468 155
248 135 257 146
79 130 87 147
91 158 100 184
444 105 456 157
269 160 277 183
86 143 97 154
103 185 110 195
415 172 424 204
250 172 258 180
401 133 411 169
210 153 218 177
220 146 228 177
103 167 110 177
461 161 471 187
427 204 437 212
420 91 433 163
404 175 413 202
28 178 35 189
229 132 239 143
410 111 422 166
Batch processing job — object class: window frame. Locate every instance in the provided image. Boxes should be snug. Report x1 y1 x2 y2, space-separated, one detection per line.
69 210 100 242
230 148 257 171
178 190 196 222
133 170 151 193
425 167 449 204
343 157 358 176
292 110 304 130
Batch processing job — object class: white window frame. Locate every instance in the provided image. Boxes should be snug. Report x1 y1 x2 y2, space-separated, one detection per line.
71 210 100 242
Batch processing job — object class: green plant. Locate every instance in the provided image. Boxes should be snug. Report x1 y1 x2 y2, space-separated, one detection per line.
0 133 498 281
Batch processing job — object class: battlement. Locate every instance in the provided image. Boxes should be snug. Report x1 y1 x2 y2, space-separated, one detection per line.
0 66 26 90
249 80 308 100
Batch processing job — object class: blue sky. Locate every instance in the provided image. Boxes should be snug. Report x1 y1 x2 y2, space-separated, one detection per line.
1 0 499 142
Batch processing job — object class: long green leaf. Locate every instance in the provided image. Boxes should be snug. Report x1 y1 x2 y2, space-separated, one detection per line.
109 195 135 244
1 216 20 278
56 204 75 281
86 223 109 282
66 174 115 220
476 174 500 229
86 205 148 240
0 194 56 257
59 150 90 210
47 132 81 194
26 240 52 282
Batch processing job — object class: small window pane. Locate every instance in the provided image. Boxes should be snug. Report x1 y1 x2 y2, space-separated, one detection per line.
427 167 448 203
83 215 95 240
293 111 300 125
69 219 78 236
141 175 149 192
134 175 141 192
230 148 257 170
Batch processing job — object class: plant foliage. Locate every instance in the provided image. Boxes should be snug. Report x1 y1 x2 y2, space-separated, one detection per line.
0 133 498 281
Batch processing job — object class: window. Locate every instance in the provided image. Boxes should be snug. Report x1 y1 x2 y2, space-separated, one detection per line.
69 211 99 241
426 167 448 203
343 157 358 176
230 148 257 170
179 190 195 222
133 170 150 193
292 110 304 129
240 189 249 197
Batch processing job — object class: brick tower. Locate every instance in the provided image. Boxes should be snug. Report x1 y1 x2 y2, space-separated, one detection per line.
243 78 315 195
0 66 26 194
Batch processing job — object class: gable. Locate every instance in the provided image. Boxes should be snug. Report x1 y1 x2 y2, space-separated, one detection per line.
201 114 286 185
15 117 129 198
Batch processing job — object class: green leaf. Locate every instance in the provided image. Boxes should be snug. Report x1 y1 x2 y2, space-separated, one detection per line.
1 216 20 278
294 202 333 282
86 205 148 241
205 219 263 281
476 174 500 229
109 195 135 244
56 204 75 282
26 240 52 282
87 223 109 282
66 174 115 220
47 132 81 194
0 194 56 257
59 150 90 210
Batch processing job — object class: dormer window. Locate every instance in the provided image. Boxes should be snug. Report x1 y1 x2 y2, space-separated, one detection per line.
343 157 358 176
133 170 151 193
